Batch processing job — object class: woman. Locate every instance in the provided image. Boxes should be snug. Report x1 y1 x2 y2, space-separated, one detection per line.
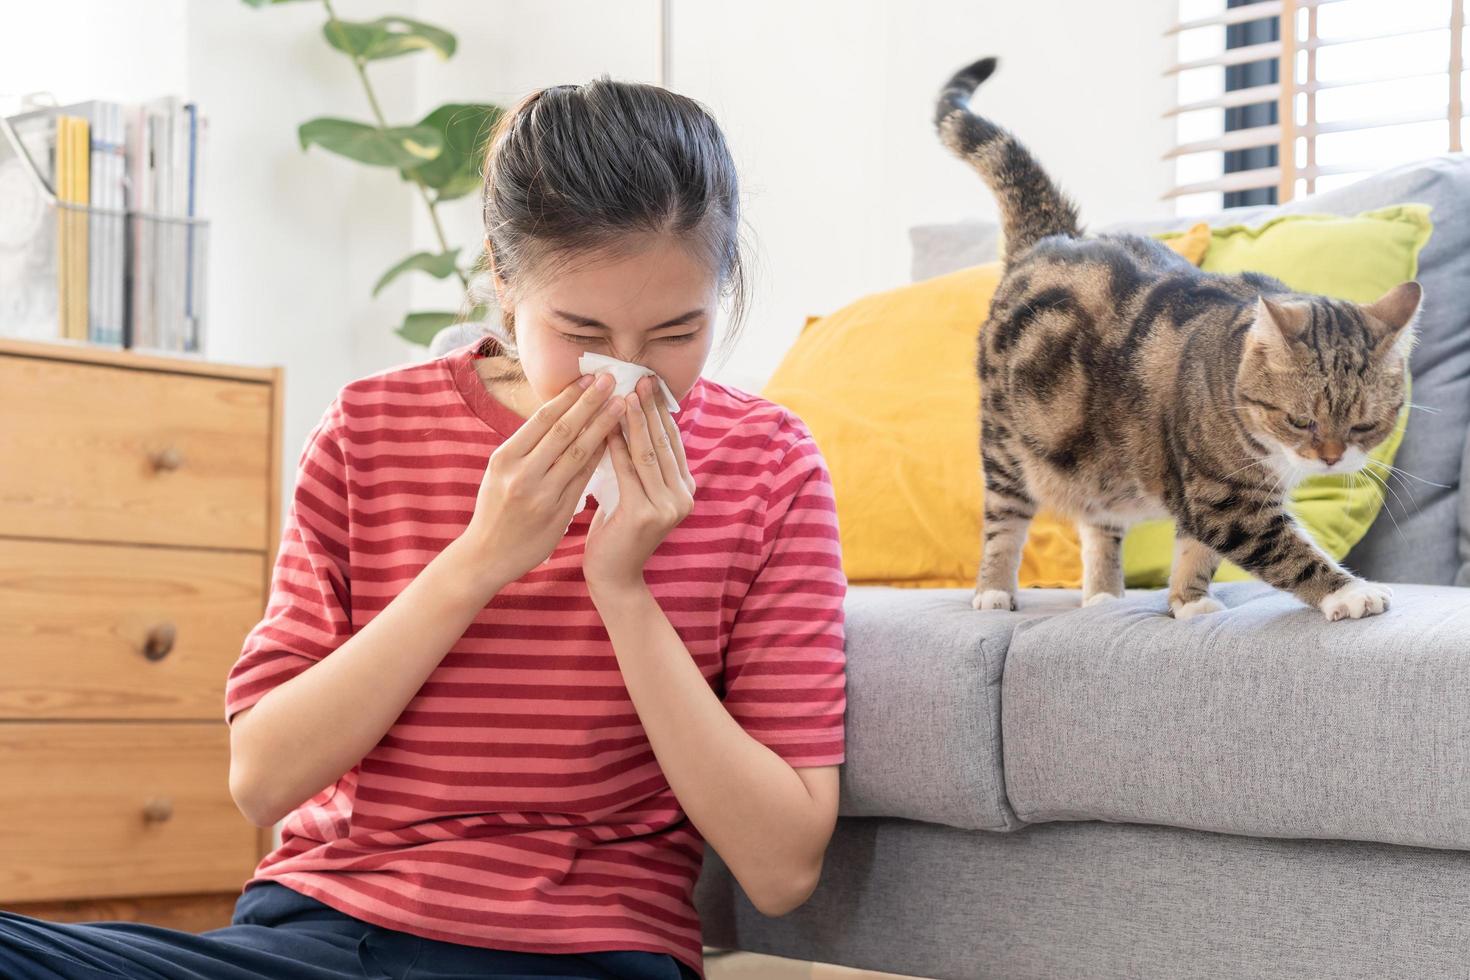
0 76 847 980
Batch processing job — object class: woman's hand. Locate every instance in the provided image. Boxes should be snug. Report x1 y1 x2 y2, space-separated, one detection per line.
583 375 696 595
461 372 626 590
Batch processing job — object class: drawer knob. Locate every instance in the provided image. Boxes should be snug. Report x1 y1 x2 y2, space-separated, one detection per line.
142 623 177 661
142 797 174 823
150 446 184 472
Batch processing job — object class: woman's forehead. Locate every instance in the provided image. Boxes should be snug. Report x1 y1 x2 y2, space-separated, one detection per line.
533 236 718 323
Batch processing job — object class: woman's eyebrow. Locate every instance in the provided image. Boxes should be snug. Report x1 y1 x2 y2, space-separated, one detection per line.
551 308 705 331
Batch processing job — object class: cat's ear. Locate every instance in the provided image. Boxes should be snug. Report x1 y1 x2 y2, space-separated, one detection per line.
1361 280 1422 357
1250 296 1308 349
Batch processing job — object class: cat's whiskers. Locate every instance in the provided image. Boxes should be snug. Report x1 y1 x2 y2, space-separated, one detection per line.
1355 469 1408 543
1382 462 1451 490
1256 467 1290 520
1214 457 1271 483
1362 463 1415 518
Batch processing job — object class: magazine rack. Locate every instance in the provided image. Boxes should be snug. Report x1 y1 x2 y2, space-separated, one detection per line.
0 112 210 355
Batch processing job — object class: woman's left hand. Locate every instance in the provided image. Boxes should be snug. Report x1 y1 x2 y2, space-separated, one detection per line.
583 375 697 595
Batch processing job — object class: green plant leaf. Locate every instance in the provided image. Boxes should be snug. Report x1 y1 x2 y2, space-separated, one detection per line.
322 16 457 61
298 118 443 168
373 248 462 297
396 307 487 346
401 103 503 200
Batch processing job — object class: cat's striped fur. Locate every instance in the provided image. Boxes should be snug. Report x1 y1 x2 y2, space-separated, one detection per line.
935 57 1421 621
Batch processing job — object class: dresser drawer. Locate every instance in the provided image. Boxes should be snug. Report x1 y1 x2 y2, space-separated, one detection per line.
0 354 273 550
0 539 266 721
0 723 260 904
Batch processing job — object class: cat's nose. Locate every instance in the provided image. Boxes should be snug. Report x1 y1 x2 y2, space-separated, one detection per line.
1317 440 1345 466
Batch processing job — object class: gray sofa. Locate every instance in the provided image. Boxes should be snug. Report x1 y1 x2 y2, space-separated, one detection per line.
693 154 1470 978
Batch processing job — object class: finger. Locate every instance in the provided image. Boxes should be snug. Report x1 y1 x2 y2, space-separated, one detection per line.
590 433 634 534
558 420 612 510
499 374 592 457
623 390 667 503
637 378 681 493
648 380 693 494
604 426 642 507
548 387 625 499
521 373 617 476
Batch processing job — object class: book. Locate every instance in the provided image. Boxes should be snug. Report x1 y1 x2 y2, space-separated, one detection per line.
185 102 199 352
70 114 89 342
57 115 92 342
76 100 127 346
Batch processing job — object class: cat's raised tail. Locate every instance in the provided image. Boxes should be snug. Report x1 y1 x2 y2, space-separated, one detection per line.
934 56 1082 262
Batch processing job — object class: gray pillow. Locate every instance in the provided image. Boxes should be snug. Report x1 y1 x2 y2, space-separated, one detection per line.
909 220 1001 281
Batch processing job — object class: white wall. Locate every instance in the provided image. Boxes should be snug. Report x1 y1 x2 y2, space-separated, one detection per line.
674 0 1179 389
185 0 419 499
409 0 1179 392
8 0 1177 509
0 1 189 105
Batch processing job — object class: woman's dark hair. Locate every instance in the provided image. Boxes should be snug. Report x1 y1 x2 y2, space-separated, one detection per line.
457 76 750 382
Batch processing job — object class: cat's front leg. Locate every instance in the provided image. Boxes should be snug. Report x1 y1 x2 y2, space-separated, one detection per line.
973 449 1035 612
1199 509 1390 621
1167 534 1224 619
1079 522 1127 607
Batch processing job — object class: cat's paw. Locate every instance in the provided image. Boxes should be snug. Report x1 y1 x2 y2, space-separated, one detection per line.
1170 596 1225 620
1082 592 1122 607
1319 580 1392 621
972 589 1015 611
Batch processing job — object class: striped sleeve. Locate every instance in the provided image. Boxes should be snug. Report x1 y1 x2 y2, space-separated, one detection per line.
224 398 354 725
720 427 848 767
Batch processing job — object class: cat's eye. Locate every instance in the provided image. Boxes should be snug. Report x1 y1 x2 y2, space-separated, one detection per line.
1350 421 1377 433
1286 416 1313 430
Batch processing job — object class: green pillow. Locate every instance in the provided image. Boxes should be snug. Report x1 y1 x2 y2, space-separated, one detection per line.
1126 205 1431 588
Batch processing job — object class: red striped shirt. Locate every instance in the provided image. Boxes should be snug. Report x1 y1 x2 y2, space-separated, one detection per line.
223 337 847 978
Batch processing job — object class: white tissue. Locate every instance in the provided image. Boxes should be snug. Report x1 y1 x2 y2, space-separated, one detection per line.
575 352 680 521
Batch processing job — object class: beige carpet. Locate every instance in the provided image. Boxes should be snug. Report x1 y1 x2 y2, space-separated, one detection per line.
703 949 928 978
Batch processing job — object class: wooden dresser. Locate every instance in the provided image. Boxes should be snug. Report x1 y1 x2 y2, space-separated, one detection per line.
0 337 282 931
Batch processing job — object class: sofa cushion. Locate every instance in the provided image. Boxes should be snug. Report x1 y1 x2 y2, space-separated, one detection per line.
1461 430 1470 585
1000 581 1470 850
837 585 1080 832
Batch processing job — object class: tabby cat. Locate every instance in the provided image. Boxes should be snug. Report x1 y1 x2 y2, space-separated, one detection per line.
934 57 1421 622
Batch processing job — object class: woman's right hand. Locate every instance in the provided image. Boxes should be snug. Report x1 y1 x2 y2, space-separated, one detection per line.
461 372 626 588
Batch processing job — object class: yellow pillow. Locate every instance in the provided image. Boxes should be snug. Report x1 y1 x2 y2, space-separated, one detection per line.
760 223 1210 588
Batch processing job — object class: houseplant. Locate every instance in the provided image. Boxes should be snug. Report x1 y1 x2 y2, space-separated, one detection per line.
244 0 501 344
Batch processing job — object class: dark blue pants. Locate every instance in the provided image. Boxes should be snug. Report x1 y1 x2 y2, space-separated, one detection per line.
0 881 700 979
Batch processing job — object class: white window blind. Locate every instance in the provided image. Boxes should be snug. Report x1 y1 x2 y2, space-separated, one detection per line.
1166 0 1466 214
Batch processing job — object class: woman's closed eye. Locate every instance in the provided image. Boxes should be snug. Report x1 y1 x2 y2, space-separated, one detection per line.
563 333 697 345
